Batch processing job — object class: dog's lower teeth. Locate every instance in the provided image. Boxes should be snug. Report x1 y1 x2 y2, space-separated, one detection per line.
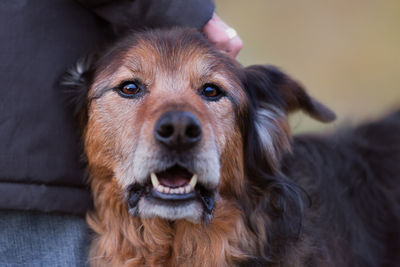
155 184 193 194
184 185 191 193
157 185 165 193
151 172 197 194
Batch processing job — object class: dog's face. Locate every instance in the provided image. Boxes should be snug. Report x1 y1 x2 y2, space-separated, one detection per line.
85 30 248 223
67 29 335 223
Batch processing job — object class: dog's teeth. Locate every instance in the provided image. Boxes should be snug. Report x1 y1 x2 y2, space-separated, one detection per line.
189 174 198 189
184 185 192 193
157 185 164 193
151 173 160 187
152 173 196 194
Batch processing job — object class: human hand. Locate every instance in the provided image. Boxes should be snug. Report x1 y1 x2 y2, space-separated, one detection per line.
202 13 243 59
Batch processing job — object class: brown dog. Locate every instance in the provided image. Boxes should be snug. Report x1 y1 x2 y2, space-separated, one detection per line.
64 28 400 266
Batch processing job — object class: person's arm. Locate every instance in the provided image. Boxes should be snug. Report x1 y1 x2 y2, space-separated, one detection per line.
76 0 242 58
76 0 214 29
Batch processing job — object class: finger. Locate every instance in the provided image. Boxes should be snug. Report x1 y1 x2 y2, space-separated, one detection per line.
226 36 243 59
201 13 243 58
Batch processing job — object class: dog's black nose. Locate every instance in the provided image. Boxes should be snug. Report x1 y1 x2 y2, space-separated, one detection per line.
154 111 202 150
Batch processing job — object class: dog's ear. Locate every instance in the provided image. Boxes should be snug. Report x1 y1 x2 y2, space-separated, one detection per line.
241 65 335 172
244 65 336 122
242 66 318 246
241 65 321 248
61 55 96 127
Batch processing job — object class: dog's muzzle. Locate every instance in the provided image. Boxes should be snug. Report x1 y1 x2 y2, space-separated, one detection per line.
126 110 216 223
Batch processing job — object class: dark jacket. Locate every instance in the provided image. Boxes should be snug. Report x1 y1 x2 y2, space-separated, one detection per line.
0 0 214 216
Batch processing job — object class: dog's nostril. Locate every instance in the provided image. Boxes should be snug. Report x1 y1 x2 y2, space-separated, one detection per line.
157 124 174 138
186 124 201 139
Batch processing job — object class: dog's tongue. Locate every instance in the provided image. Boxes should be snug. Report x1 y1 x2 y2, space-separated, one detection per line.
157 165 191 188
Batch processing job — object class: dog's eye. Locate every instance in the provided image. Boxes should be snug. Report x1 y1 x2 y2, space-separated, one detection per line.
117 81 142 98
201 84 224 101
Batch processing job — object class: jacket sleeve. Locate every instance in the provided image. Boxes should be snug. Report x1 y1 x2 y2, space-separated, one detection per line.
76 0 215 30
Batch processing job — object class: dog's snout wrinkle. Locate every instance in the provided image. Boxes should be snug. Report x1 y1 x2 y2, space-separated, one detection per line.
154 111 202 150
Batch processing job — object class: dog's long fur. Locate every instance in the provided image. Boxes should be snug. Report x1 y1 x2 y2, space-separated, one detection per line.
64 28 400 266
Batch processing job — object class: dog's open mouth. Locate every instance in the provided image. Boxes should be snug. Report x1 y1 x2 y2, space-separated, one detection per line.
150 165 197 198
127 164 215 221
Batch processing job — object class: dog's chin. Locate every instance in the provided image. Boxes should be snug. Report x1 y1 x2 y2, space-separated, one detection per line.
126 164 216 223
135 198 205 223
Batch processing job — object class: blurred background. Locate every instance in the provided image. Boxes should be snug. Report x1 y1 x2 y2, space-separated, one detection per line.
216 0 400 133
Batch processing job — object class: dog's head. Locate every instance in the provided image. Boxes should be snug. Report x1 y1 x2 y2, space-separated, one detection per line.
64 28 335 224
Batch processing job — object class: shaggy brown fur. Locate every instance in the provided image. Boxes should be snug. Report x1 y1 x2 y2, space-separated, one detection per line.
63 28 400 266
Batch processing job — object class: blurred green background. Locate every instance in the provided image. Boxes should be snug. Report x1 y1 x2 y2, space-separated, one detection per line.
216 0 400 133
